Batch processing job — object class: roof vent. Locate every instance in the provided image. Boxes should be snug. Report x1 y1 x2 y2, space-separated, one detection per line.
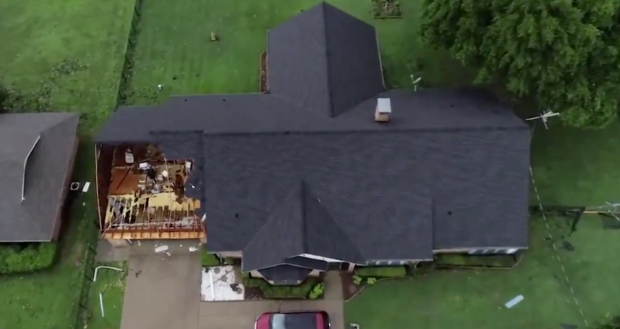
375 98 391 123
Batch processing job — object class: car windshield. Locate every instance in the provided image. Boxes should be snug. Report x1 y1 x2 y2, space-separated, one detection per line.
271 314 286 329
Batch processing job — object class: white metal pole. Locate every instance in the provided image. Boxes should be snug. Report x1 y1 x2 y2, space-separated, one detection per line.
99 292 105 318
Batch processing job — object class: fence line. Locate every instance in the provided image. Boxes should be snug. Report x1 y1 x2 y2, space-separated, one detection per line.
115 0 145 109
67 2 144 327
71 217 100 329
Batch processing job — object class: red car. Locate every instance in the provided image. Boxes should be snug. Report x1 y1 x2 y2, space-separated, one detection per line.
255 311 330 329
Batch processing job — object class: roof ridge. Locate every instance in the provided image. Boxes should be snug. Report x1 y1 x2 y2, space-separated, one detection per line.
300 180 309 251
319 1 335 117
301 182 364 261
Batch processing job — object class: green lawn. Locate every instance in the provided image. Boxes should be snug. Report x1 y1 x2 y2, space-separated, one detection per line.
345 218 587 329
87 262 127 329
127 0 471 105
0 0 133 130
0 142 99 329
0 0 133 328
555 214 620 324
1 0 620 329
530 121 620 206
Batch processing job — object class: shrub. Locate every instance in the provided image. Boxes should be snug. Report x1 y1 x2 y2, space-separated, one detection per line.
0 243 58 274
434 254 516 268
243 277 321 299
594 315 620 329
352 275 363 285
224 257 237 265
308 283 324 299
200 249 221 267
366 277 377 285
354 266 407 277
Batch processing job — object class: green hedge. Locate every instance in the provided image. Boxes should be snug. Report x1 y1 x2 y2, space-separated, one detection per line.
200 249 221 267
434 254 517 268
243 276 322 299
354 266 407 277
0 243 58 274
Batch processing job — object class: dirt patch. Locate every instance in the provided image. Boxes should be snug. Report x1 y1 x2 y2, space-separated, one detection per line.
341 272 365 301
371 0 403 19
244 286 266 300
260 51 268 93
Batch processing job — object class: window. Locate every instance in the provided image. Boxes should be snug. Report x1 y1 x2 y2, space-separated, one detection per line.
506 248 518 254
271 314 286 329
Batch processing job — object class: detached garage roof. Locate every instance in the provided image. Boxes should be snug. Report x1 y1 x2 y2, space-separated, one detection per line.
0 113 79 242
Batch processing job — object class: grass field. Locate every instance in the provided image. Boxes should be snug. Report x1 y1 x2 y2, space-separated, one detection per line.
127 0 471 104
1 0 620 328
530 121 620 206
345 215 620 329
0 0 133 328
552 214 620 324
0 0 133 130
0 143 99 329
87 262 127 329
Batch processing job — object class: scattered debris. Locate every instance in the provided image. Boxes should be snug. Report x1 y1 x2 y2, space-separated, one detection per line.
157 84 163 91
99 292 105 317
94 265 124 282
189 246 199 252
82 182 90 192
154 245 169 253
135 270 142 278
211 31 218 41
201 266 244 301
70 182 80 191
505 295 524 309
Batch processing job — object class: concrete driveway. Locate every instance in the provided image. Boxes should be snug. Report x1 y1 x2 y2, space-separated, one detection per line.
198 273 344 329
116 240 344 329
121 253 201 329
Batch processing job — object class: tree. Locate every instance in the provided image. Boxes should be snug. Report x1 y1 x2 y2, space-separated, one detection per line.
420 0 620 128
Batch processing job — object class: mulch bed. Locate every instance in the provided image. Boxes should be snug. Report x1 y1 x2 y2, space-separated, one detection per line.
260 51 268 93
341 272 366 301
245 287 266 300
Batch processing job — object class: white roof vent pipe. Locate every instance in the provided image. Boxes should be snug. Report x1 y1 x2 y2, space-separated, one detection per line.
375 98 391 123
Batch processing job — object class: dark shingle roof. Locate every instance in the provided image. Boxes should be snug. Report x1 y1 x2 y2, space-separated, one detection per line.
258 265 312 285
94 2 531 264
240 181 364 271
0 113 79 242
267 1 384 117
242 183 306 271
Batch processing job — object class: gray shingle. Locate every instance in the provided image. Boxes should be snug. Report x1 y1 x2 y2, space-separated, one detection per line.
242 183 306 271
92 2 531 262
258 265 312 284
267 2 384 117
0 113 79 242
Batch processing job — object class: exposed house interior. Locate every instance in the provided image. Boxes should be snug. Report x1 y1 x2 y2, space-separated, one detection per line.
96 144 204 240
